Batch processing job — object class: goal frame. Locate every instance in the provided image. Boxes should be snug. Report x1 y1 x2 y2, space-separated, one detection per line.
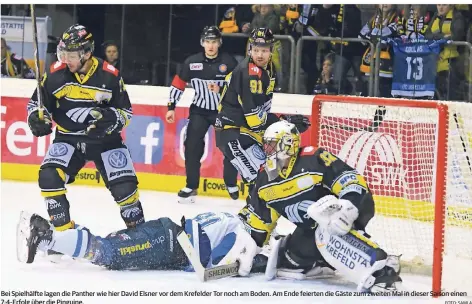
311 94 449 295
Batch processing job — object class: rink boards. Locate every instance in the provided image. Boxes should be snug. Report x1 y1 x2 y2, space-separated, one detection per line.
1 79 471 228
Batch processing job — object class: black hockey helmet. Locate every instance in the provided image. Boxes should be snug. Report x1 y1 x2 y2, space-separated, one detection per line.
57 24 94 62
200 26 222 46
248 28 275 50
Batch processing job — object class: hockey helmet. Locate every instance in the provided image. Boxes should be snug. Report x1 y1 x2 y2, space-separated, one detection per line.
248 28 275 50
201 26 222 46
263 120 300 181
57 24 94 63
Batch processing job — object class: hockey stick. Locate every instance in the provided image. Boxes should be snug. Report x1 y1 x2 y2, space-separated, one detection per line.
30 4 44 120
453 112 472 173
320 105 386 134
176 231 239 282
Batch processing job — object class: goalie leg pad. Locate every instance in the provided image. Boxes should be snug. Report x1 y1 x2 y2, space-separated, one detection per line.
315 226 401 291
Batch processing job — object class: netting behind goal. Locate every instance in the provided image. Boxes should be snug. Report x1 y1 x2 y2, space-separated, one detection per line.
311 95 472 294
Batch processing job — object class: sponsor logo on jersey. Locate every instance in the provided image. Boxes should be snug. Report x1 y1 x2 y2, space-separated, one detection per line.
248 63 262 77
189 63 203 70
338 173 358 187
119 241 151 256
218 64 227 73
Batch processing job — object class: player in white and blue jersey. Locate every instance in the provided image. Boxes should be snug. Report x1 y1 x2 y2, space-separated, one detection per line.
17 211 265 275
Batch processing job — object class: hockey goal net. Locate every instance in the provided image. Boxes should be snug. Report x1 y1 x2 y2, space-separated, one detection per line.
311 95 472 295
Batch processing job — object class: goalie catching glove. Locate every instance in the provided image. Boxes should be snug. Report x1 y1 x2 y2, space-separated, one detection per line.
279 114 311 133
307 195 359 236
86 108 125 139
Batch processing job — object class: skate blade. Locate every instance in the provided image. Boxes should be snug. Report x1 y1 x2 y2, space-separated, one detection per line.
178 196 196 204
16 211 33 263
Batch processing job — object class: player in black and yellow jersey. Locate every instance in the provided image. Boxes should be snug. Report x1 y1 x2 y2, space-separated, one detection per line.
215 28 310 189
238 120 403 292
26 24 144 231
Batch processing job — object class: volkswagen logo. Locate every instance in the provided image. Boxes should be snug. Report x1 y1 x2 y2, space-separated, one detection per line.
49 143 68 157
108 151 127 169
252 145 266 160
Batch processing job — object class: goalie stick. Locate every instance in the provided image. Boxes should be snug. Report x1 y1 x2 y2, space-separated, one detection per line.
176 231 239 282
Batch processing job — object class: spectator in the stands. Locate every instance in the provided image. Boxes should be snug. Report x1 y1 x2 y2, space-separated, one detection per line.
103 41 120 69
244 5 280 34
294 5 342 94
425 4 466 100
397 5 433 40
1 38 35 79
313 53 352 95
328 5 363 95
218 5 254 61
358 4 400 97
279 5 300 34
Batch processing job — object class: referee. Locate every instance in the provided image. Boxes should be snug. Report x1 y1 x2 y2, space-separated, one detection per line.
166 26 239 204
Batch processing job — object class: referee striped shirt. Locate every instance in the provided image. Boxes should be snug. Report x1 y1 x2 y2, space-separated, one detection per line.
168 52 238 112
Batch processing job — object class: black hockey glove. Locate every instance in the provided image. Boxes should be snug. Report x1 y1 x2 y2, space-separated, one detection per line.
279 114 311 133
86 108 125 139
28 110 53 137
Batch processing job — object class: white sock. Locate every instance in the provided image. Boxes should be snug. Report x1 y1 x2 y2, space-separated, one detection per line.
51 229 89 258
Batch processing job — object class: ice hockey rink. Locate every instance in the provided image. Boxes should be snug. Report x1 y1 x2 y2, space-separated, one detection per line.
1 180 470 304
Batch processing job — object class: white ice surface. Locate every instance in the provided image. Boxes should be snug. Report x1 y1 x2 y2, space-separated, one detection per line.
1 181 470 304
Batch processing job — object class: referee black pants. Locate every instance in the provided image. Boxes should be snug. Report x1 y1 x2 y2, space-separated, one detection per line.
184 108 238 190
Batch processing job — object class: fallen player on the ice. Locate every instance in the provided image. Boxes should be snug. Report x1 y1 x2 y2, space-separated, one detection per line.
17 211 267 276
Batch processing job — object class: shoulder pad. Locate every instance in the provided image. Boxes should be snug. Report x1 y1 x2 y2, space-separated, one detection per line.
102 61 119 77
50 61 67 73
300 146 317 156
248 63 262 78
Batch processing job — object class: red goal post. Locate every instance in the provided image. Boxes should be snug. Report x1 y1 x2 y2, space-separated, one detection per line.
311 94 472 296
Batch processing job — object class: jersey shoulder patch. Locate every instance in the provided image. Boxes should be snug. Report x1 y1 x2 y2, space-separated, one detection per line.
300 146 317 156
248 63 262 78
102 61 119 76
49 61 67 73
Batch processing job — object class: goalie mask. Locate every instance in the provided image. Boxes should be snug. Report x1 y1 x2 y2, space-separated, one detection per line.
263 120 300 181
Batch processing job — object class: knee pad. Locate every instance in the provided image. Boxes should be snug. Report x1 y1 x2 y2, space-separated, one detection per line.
39 167 68 197
110 181 145 228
